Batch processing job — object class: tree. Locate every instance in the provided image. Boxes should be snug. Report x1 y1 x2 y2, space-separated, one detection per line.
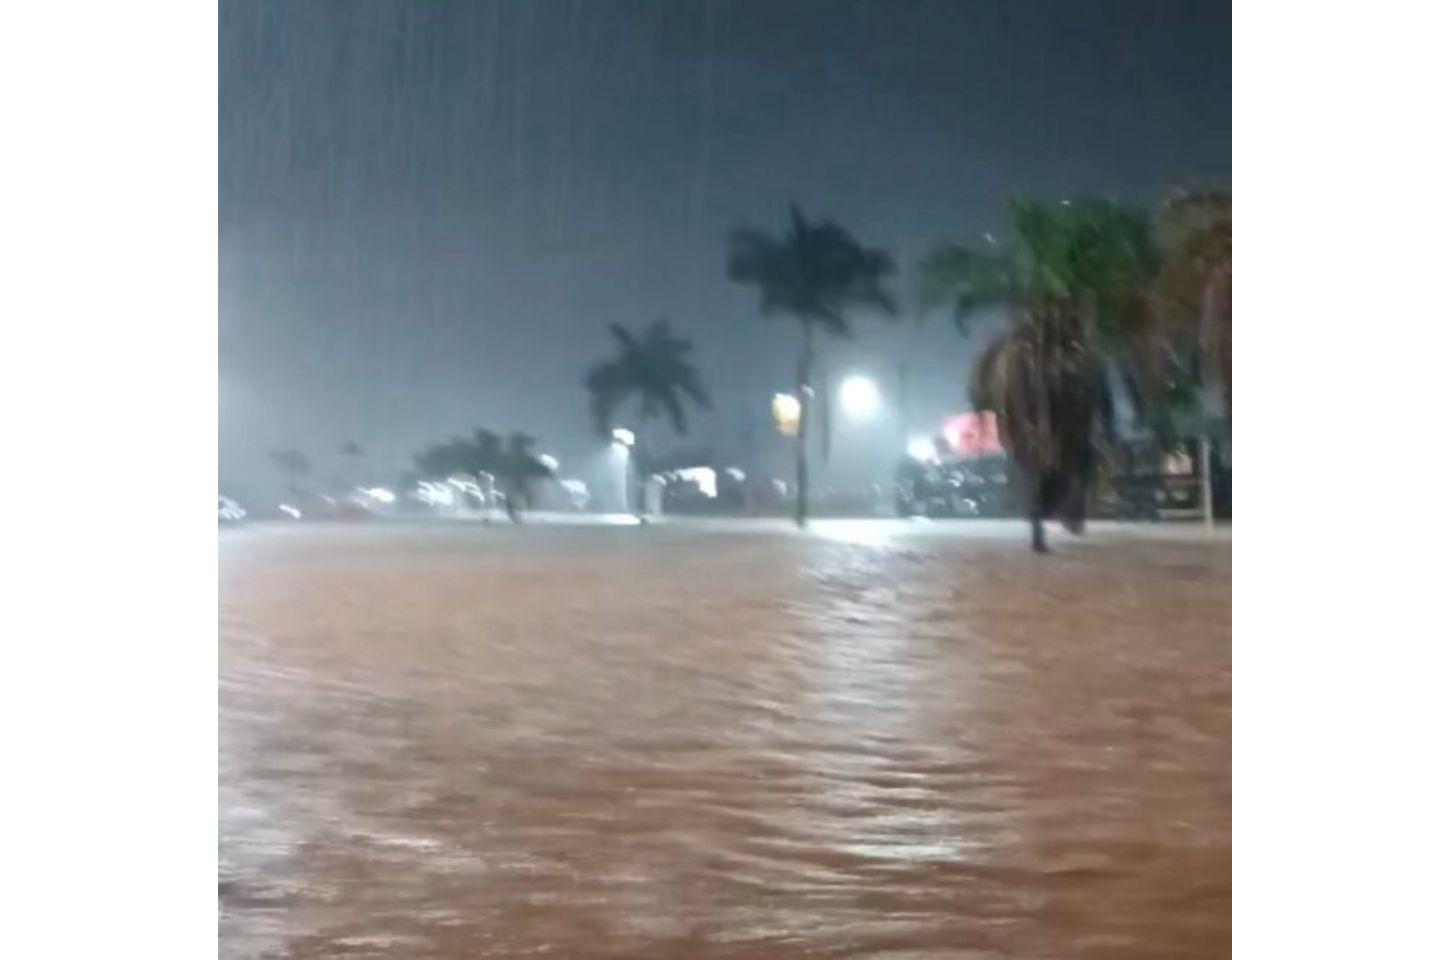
496 432 554 523
920 197 1155 551
727 204 896 526
269 448 311 502
584 319 711 515
412 429 554 523
414 437 475 481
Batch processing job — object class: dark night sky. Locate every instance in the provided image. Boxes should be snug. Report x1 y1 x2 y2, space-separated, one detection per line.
220 0 1229 504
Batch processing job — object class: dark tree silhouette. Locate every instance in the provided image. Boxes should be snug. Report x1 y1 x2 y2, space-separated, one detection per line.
584 319 710 516
412 429 554 523
497 432 554 523
727 204 896 526
921 197 1154 551
585 320 711 439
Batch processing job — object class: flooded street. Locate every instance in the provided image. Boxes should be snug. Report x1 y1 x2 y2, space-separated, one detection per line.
220 520 1230 959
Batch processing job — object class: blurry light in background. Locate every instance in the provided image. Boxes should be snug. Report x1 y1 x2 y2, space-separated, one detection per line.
941 411 1003 458
365 487 395 503
839 375 881 419
538 453 559 471
559 478 589 510
416 481 454 506
907 436 937 462
612 427 635 448
814 518 893 546
279 504 302 520
771 393 801 436
676 466 718 498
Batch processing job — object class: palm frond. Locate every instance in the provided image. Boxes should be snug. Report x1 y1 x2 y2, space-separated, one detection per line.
728 205 897 339
918 241 1016 336
584 319 711 438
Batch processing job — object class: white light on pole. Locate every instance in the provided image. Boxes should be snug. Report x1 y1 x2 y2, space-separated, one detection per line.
771 393 801 436
839 375 881 420
611 427 635 514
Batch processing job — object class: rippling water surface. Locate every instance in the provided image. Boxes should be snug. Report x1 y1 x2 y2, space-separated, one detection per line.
220 521 1230 958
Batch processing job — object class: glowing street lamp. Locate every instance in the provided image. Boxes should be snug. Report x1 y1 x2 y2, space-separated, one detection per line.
611 427 637 515
771 392 801 436
839 375 881 419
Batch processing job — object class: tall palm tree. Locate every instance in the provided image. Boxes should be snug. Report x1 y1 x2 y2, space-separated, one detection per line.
727 204 896 526
920 196 1155 551
585 319 711 514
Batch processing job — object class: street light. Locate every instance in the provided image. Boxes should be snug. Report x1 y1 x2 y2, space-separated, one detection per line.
771 393 801 436
839 375 881 419
611 427 636 515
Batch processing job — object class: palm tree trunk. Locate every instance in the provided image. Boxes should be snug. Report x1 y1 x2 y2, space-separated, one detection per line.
795 327 814 528
634 423 652 520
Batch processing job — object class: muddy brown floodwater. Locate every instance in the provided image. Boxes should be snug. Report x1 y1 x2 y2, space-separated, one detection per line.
220 520 1230 959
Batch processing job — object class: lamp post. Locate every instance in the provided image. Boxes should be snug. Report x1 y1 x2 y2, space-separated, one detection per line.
771 392 803 524
611 427 635 515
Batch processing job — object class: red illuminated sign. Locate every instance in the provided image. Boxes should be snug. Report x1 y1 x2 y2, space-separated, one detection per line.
941 412 1003 457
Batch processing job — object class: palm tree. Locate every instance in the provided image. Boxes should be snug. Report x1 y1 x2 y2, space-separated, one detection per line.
414 437 473 482
727 204 896 526
496 432 554 523
269 448 311 502
412 429 553 522
920 196 1155 551
584 319 711 515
